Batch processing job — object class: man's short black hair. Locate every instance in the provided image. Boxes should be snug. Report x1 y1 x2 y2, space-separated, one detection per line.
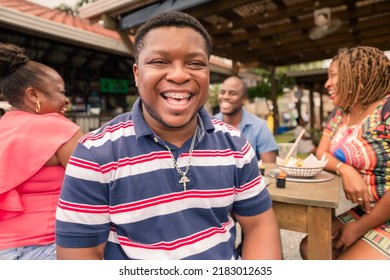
134 10 212 62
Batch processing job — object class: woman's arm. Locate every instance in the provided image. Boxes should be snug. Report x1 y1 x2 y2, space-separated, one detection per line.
316 133 339 171
316 133 371 212
260 151 277 163
56 129 85 167
335 190 390 254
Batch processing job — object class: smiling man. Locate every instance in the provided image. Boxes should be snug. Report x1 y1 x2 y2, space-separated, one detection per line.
215 76 278 162
55 11 281 260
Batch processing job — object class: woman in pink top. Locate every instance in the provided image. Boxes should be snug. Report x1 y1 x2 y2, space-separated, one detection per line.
0 43 84 259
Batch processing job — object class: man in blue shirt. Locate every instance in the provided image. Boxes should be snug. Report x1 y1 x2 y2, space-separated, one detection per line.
215 76 278 162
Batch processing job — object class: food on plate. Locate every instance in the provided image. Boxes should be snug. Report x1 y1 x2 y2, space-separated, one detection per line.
276 154 327 168
276 154 328 178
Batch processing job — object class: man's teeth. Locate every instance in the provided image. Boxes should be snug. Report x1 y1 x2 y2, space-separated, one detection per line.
163 93 190 99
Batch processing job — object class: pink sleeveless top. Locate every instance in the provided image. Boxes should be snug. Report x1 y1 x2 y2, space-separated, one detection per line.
0 111 80 249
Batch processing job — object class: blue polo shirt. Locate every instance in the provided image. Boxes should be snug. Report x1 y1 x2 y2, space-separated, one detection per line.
215 108 278 160
56 98 271 260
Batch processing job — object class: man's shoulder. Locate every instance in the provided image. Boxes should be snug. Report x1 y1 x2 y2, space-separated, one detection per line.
243 109 267 125
79 112 135 147
214 112 222 120
96 112 134 132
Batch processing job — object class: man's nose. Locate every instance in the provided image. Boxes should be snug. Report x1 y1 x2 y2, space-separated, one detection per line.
166 65 191 83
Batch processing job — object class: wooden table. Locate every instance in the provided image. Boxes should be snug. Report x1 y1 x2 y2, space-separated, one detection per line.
264 163 340 260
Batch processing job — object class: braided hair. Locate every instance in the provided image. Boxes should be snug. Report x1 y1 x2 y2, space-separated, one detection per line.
0 43 56 108
333 46 390 112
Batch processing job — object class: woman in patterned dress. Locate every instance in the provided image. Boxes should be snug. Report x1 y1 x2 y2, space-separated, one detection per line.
300 46 390 259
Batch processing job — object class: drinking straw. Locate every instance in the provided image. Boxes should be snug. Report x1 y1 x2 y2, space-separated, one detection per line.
284 128 306 161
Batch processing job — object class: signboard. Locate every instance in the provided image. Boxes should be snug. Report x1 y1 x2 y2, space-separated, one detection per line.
100 78 129 94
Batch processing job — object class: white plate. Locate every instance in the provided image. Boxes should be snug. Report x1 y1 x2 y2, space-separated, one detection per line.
267 168 334 183
263 176 270 186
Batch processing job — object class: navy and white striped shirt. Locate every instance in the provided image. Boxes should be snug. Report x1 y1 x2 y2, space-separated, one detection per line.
56 98 271 260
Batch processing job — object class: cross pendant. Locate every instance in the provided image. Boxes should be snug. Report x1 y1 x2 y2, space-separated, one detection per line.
179 175 190 191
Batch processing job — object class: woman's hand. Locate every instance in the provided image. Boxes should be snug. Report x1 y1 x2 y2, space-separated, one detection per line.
339 164 371 213
333 221 366 257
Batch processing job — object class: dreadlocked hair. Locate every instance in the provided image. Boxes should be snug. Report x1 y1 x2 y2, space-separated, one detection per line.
334 46 390 112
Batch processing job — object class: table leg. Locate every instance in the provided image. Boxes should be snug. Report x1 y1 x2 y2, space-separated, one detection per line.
307 206 332 260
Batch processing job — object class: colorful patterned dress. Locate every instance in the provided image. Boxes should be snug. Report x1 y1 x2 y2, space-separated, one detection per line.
324 94 390 257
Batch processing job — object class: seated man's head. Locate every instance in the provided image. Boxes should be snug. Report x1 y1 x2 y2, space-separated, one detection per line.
218 76 247 116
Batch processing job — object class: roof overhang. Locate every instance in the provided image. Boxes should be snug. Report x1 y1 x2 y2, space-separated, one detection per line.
79 0 390 69
118 0 212 31
286 69 328 78
79 0 159 24
0 5 132 56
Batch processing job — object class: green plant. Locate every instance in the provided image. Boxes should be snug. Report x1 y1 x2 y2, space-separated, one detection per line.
246 69 295 100
208 83 221 108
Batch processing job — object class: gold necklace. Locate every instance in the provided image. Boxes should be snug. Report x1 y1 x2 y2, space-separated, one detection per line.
163 126 198 191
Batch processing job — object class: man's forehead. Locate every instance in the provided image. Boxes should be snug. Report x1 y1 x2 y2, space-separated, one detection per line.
223 80 244 88
141 27 208 53
145 26 203 40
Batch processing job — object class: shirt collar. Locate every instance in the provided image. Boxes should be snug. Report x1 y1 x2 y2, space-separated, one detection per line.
132 97 215 141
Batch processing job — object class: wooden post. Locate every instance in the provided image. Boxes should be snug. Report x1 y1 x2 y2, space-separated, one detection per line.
270 67 278 135
232 61 239 76
319 86 324 129
309 85 315 130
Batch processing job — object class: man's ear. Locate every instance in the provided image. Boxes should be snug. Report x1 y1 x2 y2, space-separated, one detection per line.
242 94 248 105
133 63 138 87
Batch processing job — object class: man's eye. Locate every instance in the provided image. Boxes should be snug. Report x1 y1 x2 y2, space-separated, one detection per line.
188 61 206 68
151 60 166 65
